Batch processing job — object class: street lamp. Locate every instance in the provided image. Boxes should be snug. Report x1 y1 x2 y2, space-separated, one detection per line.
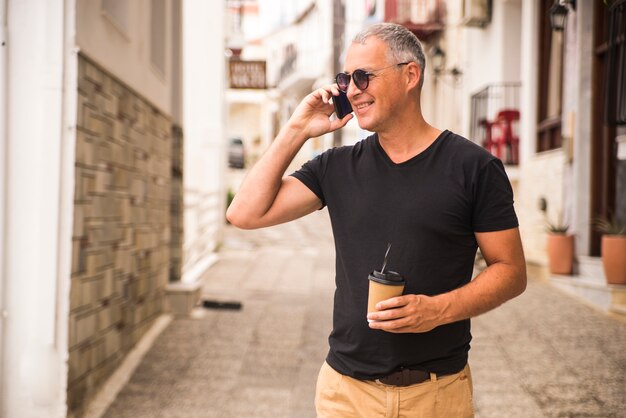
431 46 462 79
431 46 445 73
549 0 576 32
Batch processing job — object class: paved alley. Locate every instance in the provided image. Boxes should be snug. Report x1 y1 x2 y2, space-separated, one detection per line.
103 210 626 418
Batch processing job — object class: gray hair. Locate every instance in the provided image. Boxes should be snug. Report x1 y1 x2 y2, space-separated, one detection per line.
353 23 426 88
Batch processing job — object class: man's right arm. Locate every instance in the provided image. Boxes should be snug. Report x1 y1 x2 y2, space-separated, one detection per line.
226 125 322 229
226 86 352 229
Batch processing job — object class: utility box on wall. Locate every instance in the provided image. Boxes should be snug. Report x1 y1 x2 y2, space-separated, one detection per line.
463 0 492 28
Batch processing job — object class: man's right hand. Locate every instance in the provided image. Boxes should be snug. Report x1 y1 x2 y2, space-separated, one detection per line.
227 84 352 230
285 84 353 139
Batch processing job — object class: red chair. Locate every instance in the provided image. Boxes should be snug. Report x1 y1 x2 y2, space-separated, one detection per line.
479 118 501 159
494 109 520 165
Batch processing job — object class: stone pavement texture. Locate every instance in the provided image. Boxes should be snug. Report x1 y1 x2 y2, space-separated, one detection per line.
104 210 626 418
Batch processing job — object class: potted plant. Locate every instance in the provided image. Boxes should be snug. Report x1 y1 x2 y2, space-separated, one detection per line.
225 188 235 224
595 214 626 285
545 214 575 275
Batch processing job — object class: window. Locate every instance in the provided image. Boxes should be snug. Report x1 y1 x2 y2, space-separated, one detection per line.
536 0 565 152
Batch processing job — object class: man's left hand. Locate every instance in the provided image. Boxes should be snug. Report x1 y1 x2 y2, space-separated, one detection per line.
366 294 443 333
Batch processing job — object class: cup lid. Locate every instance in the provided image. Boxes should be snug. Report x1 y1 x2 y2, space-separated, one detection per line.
369 270 405 286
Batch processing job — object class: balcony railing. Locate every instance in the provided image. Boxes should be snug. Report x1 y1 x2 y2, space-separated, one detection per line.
470 83 521 165
384 0 444 41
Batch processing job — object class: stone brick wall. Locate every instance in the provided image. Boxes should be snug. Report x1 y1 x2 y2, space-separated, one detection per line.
68 54 172 416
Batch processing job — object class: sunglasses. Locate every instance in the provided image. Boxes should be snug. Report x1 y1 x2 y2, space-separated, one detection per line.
335 62 411 92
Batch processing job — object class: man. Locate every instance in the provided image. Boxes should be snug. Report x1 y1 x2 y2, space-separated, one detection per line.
227 23 526 418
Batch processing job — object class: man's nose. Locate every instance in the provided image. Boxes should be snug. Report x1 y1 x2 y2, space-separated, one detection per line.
346 78 362 100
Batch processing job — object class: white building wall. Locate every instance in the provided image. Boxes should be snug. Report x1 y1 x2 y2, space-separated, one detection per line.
0 0 8 404
263 5 329 89
571 1 594 256
425 0 566 266
75 0 174 114
518 151 568 264
464 0 511 87
0 0 224 414
425 0 463 134
419 0 595 275
1 0 76 416
459 0 521 138
424 0 522 138
182 0 226 283
232 1 335 170
519 0 539 167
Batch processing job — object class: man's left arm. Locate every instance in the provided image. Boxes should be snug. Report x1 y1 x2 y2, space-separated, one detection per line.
367 227 527 333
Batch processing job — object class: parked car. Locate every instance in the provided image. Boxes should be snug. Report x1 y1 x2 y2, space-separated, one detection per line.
228 137 245 169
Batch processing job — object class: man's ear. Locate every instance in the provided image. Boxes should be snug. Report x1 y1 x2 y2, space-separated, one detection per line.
406 63 421 91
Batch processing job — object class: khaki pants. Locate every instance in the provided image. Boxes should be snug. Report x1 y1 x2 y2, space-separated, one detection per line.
315 362 474 418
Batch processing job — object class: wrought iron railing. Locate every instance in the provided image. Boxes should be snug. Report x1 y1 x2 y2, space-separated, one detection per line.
470 83 521 165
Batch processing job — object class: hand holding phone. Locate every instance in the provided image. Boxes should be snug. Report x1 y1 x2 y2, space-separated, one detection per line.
332 90 353 119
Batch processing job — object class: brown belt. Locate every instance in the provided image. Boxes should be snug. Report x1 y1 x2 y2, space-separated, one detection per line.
376 368 431 387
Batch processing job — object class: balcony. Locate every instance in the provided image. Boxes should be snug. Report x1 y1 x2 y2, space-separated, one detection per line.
470 83 521 165
384 0 445 41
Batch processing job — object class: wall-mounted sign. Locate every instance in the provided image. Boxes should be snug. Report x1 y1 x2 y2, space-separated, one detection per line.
229 60 266 89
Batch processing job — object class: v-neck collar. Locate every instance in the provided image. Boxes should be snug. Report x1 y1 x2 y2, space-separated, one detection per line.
373 130 450 168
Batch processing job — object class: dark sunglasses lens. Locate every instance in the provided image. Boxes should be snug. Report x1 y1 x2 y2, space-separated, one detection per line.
352 70 369 90
336 73 350 91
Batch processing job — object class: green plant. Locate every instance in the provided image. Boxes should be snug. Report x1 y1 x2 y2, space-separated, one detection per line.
226 188 235 208
545 212 569 234
225 188 235 224
594 213 626 236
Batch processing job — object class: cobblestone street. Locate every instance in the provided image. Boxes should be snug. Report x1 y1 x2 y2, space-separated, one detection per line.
103 210 626 418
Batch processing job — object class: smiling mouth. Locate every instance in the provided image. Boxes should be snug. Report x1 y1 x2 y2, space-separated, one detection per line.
355 101 373 111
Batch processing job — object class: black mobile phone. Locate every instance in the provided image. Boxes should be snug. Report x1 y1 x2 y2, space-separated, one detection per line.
333 90 353 119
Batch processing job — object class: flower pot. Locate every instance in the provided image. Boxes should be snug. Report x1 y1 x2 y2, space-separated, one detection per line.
546 233 574 275
601 235 626 285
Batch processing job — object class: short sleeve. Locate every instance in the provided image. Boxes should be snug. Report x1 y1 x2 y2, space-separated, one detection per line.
472 159 519 232
290 152 328 208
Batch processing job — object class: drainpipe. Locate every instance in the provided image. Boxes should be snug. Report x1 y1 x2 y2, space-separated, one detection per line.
0 0 8 413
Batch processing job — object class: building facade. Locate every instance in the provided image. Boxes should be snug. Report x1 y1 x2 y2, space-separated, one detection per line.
225 0 344 183
0 0 226 416
395 0 625 314
222 0 626 315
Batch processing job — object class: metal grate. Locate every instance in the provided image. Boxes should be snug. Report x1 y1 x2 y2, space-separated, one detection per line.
470 83 521 165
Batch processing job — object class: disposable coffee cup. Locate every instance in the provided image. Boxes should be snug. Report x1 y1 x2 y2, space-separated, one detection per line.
367 270 405 320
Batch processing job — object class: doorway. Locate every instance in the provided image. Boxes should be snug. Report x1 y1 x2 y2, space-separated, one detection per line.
591 1 625 255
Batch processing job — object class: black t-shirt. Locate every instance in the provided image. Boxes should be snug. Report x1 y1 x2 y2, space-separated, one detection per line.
291 130 518 380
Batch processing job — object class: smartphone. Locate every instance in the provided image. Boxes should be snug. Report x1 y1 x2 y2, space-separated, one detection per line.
333 90 353 119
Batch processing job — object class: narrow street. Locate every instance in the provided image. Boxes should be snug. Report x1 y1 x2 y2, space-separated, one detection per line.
104 210 626 418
